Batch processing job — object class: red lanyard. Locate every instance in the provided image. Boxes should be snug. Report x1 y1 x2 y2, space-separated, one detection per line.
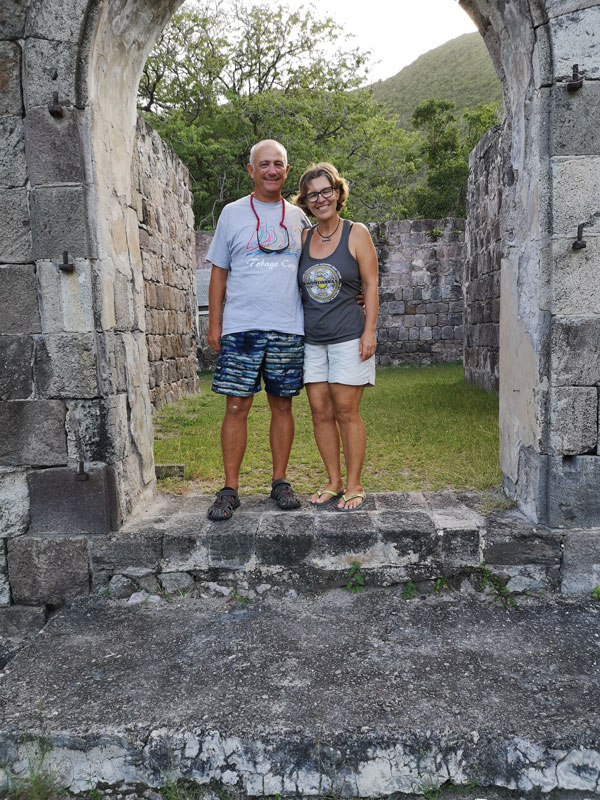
250 192 287 230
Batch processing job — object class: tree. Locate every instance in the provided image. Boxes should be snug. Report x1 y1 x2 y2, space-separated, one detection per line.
138 0 418 227
410 98 499 218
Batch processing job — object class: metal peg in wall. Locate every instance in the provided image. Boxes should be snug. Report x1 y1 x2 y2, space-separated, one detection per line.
58 251 75 272
572 223 587 250
567 64 584 92
48 91 64 117
75 460 89 482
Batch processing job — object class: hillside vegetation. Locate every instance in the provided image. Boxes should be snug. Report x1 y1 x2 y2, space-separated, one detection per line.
371 33 502 128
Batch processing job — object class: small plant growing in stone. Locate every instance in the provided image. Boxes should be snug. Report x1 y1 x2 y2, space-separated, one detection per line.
401 581 418 600
592 585 600 600
344 561 365 593
5 738 66 800
429 227 444 239
478 563 519 610
227 585 250 609
432 577 447 594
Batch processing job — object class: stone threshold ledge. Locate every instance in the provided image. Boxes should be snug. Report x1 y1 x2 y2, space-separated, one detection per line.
5 492 599 610
1 592 599 797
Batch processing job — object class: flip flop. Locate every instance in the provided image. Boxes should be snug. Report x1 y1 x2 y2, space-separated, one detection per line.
310 489 343 507
336 492 366 512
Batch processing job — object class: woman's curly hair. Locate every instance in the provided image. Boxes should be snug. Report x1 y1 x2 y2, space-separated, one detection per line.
293 162 349 217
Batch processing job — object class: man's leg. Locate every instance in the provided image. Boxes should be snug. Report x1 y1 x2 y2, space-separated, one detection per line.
209 331 264 519
267 393 294 482
222 394 254 490
263 332 303 509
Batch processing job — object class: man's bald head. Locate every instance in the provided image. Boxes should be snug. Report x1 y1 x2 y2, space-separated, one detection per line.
249 139 288 168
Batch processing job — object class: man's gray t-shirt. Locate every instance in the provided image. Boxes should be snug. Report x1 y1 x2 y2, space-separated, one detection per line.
207 195 310 337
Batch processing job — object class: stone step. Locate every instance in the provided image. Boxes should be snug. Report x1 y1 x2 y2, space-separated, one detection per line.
5 492 599 611
1 590 599 797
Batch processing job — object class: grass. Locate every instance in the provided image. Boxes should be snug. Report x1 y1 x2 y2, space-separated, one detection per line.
153 363 500 495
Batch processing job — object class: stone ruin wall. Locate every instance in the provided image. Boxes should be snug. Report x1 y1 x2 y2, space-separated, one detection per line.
196 219 467 370
464 124 503 392
133 117 198 408
195 231 218 372
373 219 465 366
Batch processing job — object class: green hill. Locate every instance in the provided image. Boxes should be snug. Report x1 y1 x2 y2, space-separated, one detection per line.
371 33 502 129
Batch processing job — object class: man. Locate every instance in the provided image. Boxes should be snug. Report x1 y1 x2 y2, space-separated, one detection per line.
206 140 310 520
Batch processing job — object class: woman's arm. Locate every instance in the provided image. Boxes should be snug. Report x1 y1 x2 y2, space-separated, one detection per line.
350 223 379 361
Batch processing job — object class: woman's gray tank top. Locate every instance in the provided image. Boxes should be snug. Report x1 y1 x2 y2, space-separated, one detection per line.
298 219 365 344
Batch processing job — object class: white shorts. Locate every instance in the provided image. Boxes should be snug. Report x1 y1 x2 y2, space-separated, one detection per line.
304 338 376 386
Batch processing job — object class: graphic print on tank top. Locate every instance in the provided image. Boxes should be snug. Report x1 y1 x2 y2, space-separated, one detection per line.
302 263 342 303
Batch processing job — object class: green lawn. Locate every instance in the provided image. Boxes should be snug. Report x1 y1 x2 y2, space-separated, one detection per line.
153 364 501 494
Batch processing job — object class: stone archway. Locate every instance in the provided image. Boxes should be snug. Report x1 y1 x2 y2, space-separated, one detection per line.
1 0 599 534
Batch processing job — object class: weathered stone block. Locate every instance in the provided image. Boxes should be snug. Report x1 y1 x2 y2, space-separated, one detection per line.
0 605 46 668
0 541 9 605
313 513 377 557
255 515 313 567
547 455 600 527
0 335 33 400
561 529 600 594
7 535 89 605
28 465 118 535
376 511 435 537
24 107 83 186
34 333 98 398
551 156 600 236
552 82 600 156
90 530 162 573
66 395 128 463
0 116 26 188
159 572 194 593
378 512 440 561
37 259 95 334
551 238 600 316
551 317 600 386
0 0 28 38
107 574 137 599
25 0 89 41
22 38 78 109
162 532 209 572
549 387 598 455
0 190 33 263
551 7 600 81
441 529 480 565
0 400 66 466
30 187 91 260
0 467 29 538
0 265 40 334
0 42 22 115
483 516 562 565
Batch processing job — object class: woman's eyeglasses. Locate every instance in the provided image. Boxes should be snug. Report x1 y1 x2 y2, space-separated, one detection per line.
249 193 290 254
305 186 336 204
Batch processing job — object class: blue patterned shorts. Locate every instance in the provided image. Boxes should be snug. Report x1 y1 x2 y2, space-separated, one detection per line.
212 331 304 397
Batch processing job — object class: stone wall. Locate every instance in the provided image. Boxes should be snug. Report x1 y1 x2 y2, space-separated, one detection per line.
133 118 199 408
374 219 465 366
196 219 466 369
196 231 218 372
464 124 503 392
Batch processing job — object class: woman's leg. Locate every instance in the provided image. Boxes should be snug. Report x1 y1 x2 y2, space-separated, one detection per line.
330 383 366 509
306 382 343 503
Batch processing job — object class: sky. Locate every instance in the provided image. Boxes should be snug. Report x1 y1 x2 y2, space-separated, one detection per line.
245 0 478 84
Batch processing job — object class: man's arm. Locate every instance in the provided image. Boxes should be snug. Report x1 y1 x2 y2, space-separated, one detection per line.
207 265 228 352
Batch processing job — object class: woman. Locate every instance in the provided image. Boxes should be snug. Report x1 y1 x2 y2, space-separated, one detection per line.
295 163 378 511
